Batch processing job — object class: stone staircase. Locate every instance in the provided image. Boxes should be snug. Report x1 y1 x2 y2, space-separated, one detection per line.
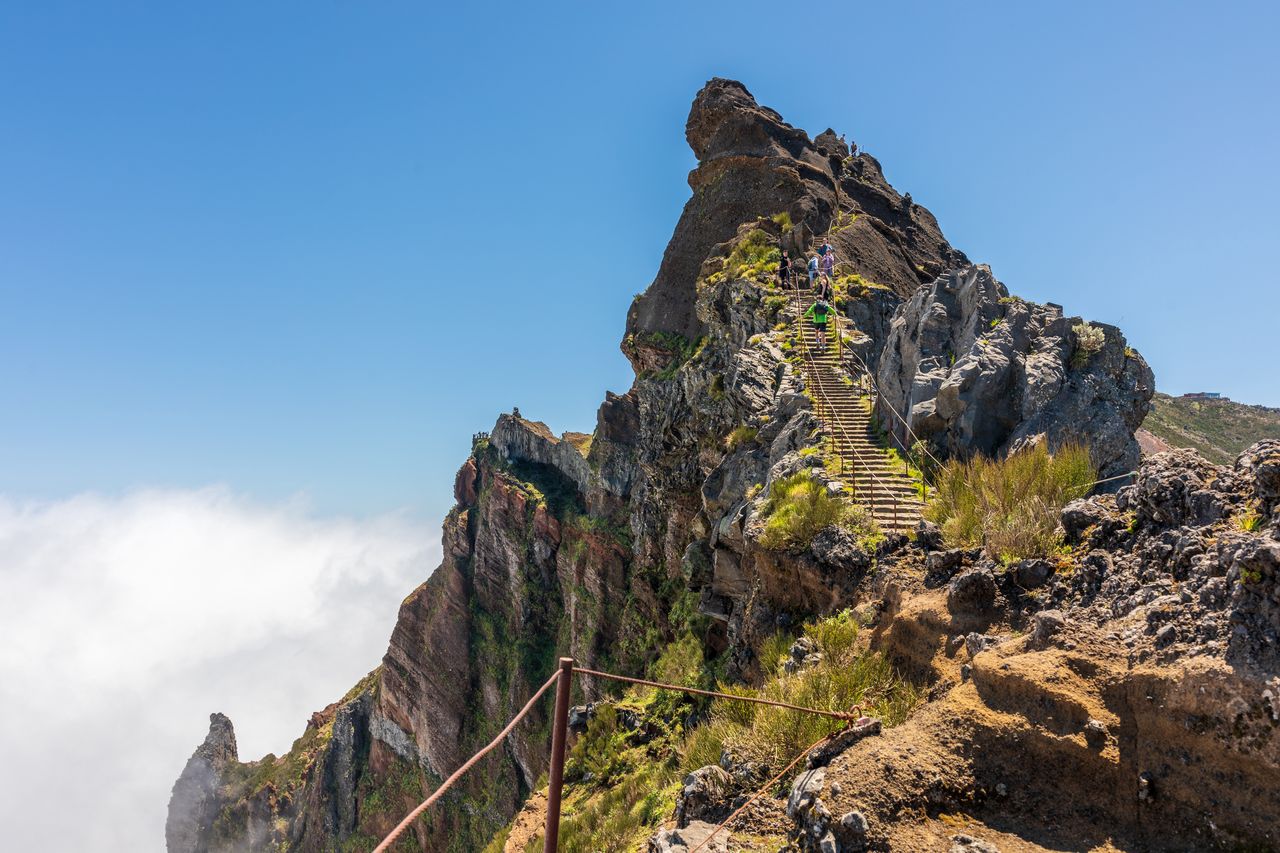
790 289 924 533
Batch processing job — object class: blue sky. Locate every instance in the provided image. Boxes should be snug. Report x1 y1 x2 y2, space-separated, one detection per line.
2 1 1277 520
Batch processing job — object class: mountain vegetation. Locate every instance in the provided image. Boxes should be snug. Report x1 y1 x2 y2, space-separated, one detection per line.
1141 391 1280 464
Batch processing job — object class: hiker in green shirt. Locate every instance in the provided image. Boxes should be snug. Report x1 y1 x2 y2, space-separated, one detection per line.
804 299 833 351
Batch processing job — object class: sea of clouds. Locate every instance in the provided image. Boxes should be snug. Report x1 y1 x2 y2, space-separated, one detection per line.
0 486 439 852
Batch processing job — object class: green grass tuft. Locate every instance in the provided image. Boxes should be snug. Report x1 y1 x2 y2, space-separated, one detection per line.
757 472 881 551
725 425 759 451
723 228 780 283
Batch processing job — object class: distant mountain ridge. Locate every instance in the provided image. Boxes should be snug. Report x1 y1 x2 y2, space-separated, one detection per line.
1139 391 1280 464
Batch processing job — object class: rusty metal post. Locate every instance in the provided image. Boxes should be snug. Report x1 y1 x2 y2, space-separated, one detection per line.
544 657 575 853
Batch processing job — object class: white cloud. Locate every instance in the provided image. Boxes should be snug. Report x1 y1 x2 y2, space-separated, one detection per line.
0 487 439 852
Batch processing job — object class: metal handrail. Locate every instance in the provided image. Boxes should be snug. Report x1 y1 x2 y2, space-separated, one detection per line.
844 347 946 479
790 283 904 530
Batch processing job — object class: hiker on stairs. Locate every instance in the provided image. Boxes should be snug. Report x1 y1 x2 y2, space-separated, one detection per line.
778 249 792 289
819 245 835 286
806 255 819 289
804 298 833 352
815 275 833 302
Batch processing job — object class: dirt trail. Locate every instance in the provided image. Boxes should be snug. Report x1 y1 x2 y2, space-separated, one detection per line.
502 790 546 852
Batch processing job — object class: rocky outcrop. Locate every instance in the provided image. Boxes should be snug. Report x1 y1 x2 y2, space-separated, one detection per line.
876 265 1154 479
627 78 837 346
166 714 238 853
752 441 1280 852
649 821 727 853
490 414 595 498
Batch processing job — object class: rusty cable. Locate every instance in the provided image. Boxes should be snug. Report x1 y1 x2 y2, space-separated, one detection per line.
790 282 902 518
573 667 861 722
373 669 562 853
687 729 839 853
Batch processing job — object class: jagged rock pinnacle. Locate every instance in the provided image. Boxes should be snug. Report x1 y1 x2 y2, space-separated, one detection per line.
165 714 238 853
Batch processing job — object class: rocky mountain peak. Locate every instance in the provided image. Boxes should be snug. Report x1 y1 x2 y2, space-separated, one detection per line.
684 77 812 164
626 78 956 370
165 714 238 852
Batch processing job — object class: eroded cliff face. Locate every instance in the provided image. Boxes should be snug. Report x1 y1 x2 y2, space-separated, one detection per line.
168 79 1276 853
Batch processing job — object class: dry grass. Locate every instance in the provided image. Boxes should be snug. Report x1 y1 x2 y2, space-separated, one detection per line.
925 442 1096 564
680 611 919 777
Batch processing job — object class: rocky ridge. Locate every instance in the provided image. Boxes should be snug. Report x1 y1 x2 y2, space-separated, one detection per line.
167 80 1277 852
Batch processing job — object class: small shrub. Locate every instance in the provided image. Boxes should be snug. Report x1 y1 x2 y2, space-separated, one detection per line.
567 705 631 784
757 472 880 551
708 375 726 401
724 229 780 282
843 502 884 550
1233 502 1264 533
771 211 794 233
908 440 941 484
924 442 1096 564
648 633 706 689
757 631 794 679
725 425 758 451
1071 322 1106 369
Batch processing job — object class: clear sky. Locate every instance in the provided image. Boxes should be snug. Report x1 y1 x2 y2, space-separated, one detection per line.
2 1 1278 520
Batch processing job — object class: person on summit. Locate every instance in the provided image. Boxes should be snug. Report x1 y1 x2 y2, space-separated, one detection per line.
777 249 792 289
807 255 819 289
804 298 833 351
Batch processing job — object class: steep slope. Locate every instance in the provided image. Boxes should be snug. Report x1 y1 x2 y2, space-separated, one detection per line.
166 79 1277 853
1140 391 1280 464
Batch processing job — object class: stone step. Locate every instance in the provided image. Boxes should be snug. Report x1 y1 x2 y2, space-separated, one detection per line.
843 473 918 487
838 469 910 480
831 456 905 469
847 473 920 486
850 483 923 497
831 455 901 466
858 499 925 511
